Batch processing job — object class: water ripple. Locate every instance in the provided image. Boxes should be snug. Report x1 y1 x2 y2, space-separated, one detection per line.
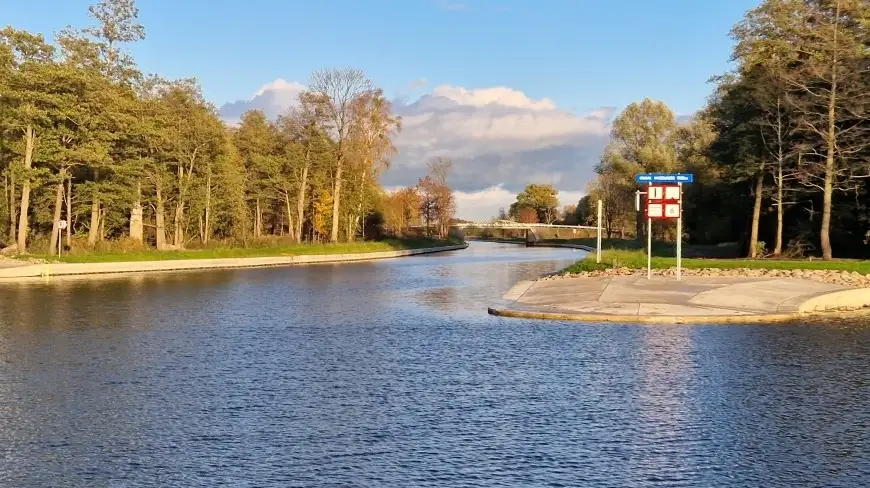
0 243 869 486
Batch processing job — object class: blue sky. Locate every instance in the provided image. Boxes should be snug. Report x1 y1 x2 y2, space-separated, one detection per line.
3 0 758 114
1 0 762 219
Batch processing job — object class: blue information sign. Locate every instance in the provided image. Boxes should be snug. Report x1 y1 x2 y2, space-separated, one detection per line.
634 173 694 184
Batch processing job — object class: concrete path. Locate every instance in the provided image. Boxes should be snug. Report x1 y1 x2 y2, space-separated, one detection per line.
489 274 870 324
0 258 26 270
0 244 467 282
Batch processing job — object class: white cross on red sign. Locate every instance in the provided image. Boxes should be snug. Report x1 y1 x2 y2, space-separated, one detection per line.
646 184 681 220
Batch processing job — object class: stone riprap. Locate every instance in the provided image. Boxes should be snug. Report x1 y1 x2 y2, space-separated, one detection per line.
546 266 870 289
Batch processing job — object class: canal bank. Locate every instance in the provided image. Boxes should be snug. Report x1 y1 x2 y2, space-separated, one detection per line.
0 243 468 282
489 274 870 324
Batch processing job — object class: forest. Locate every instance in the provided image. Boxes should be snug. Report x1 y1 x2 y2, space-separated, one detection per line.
0 0 455 257
574 0 870 260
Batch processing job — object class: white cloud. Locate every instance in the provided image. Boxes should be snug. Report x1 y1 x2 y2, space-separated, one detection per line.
453 185 516 221
556 191 587 209
218 80 612 218
430 85 557 110
385 84 613 194
220 78 305 125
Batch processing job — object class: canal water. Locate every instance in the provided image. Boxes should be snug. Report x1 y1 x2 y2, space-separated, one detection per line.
0 241 869 487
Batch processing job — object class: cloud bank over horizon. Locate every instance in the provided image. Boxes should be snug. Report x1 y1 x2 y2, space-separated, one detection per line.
219 80 613 220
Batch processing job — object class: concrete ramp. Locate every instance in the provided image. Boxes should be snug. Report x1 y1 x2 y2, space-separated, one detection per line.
489 274 870 324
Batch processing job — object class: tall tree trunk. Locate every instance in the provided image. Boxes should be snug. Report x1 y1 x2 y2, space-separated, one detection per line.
820 71 838 261
65 176 72 247
16 124 35 252
130 180 144 244
256 198 261 237
173 202 184 248
7 171 16 244
296 161 309 244
99 206 106 241
820 151 835 261
87 200 101 247
330 156 343 243
87 169 100 247
49 180 64 255
346 215 355 243
284 192 295 242
2 172 7 242
775 162 784 256
748 166 765 258
203 169 211 244
174 164 185 248
772 96 785 256
155 185 166 250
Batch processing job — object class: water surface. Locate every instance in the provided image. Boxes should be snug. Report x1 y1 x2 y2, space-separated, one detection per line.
1 242 869 487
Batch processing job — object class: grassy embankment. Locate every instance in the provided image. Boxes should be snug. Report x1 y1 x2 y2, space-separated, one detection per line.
561 240 870 275
26 237 464 264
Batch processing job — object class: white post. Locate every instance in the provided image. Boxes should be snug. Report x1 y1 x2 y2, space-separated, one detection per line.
596 199 602 263
647 183 652 280
676 183 682 281
647 217 652 280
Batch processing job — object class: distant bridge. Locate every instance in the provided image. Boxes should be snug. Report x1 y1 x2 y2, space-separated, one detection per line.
451 220 596 231
407 220 596 245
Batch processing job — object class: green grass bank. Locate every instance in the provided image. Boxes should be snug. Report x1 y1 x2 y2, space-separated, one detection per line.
562 248 870 275
26 237 463 264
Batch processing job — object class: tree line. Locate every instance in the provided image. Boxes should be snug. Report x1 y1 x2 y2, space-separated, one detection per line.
380 157 456 238
0 0 454 255
577 0 870 260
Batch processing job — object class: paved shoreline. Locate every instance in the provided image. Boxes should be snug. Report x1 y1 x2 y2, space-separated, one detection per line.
489 274 870 324
0 244 468 282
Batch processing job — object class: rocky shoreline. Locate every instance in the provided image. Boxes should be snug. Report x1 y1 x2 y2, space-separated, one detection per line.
542 266 870 289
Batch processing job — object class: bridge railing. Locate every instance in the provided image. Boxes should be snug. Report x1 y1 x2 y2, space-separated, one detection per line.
451 222 597 230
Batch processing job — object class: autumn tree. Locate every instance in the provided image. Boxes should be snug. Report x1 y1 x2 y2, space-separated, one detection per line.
344 89 401 240
516 206 539 224
307 68 373 242
382 186 421 236
427 157 455 238
276 95 331 243
509 184 559 224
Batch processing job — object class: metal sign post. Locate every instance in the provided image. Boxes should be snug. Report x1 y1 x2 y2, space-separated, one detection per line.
596 199 602 263
58 220 67 257
635 188 648 278
676 183 682 280
634 173 693 281
647 183 652 280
